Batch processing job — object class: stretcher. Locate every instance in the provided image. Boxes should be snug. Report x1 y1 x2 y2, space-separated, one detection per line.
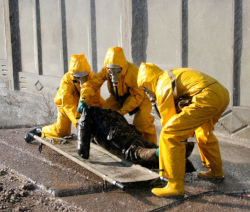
33 135 159 190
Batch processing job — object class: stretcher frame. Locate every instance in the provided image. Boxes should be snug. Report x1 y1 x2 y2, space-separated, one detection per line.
33 135 159 190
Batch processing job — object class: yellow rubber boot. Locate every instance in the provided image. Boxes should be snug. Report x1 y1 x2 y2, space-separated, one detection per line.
151 179 185 198
198 169 225 180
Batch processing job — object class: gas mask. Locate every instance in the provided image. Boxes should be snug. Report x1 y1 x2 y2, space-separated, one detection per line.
106 65 122 100
73 72 89 87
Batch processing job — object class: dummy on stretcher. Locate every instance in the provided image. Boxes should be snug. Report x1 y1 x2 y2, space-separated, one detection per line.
77 106 196 172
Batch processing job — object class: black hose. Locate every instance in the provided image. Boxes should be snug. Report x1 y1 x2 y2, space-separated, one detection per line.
114 86 119 101
148 189 250 212
153 103 161 118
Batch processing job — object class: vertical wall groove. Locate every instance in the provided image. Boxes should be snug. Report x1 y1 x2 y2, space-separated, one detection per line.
182 0 188 67
131 0 148 67
8 0 21 90
35 0 43 75
61 0 68 74
233 0 242 106
90 0 97 73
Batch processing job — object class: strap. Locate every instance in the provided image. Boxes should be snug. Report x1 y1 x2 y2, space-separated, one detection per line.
167 69 178 99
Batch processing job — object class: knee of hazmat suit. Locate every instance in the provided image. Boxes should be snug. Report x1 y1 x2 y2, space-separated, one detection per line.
133 97 157 144
42 107 72 139
137 62 229 181
42 54 94 138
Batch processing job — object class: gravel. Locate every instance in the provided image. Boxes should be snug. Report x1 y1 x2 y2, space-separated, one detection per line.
0 167 84 212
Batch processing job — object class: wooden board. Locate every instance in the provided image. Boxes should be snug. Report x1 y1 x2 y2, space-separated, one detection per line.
34 136 159 189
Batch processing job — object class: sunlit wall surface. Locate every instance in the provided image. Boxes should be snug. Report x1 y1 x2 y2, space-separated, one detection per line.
1 0 250 140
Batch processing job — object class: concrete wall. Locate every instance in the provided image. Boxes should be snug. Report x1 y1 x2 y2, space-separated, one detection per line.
19 0 37 75
65 0 92 65
1 0 250 142
241 1 250 107
147 0 182 70
0 0 6 59
39 0 64 77
0 0 8 88
188 0 234 104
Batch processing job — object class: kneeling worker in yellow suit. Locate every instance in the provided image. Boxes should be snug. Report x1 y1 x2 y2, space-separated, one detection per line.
137 63 229 198
78 47 157 144
24 54 104 142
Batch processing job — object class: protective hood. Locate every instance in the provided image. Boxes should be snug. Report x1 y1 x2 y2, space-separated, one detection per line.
137 63 163 92
69 54 91 75
104 47 128 76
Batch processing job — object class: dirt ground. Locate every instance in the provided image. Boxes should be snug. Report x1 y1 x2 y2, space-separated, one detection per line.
1 165 250 212
0 167 84 212
0 89 250 211
1 128 250 212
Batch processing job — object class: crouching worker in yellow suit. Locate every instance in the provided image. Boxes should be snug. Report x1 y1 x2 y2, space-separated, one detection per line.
78 47 157 144
24 54 104 142
137 63 229 198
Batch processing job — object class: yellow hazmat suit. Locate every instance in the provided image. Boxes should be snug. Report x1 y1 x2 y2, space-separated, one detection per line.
81 47 157 144
137 63 229 197
42 54 104 139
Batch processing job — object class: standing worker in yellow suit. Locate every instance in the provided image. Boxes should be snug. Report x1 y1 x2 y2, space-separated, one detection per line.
24 54 104 142
78 47 157 144
137 63 229 198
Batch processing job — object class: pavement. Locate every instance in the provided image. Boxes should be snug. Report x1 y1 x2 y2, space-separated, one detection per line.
0 88 250 211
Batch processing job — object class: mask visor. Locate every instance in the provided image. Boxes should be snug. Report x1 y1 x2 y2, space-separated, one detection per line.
73 72 89 87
